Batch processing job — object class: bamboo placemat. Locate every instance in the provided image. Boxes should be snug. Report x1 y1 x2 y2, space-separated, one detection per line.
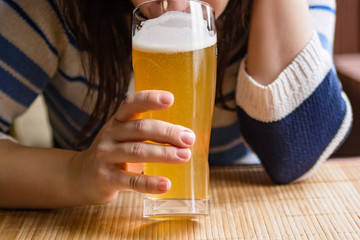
1 159 360 239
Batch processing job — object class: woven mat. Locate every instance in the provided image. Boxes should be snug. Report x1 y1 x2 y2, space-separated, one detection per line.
1 159 360 239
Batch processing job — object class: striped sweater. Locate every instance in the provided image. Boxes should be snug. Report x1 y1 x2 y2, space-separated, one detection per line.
0 0 352 183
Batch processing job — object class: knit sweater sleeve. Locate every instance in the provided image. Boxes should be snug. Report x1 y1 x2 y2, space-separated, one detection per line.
0 0 65 138
235 0 352 184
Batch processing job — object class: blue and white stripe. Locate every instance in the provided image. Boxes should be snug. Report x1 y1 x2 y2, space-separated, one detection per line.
0 0 91 148
309 0 336 54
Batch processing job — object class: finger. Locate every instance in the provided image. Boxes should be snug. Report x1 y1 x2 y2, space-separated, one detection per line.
107 142 192 164
112 119 196 148
134 1 187 19
165 1 188 12
115 90 174 121
116 170 172 194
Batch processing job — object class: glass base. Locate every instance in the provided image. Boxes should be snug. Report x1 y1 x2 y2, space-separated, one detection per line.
143 197 210 219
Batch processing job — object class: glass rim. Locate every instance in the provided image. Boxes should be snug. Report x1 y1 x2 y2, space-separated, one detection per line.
132 0 215 16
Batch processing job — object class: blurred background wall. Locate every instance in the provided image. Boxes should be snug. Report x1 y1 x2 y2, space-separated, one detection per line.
332 0 360 156
334 0 359 54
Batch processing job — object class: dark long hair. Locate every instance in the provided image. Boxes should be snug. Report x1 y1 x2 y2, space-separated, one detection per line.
216 0 251 110
57 0 251 145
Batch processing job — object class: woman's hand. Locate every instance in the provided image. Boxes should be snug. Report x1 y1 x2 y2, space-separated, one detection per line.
69 90 195 205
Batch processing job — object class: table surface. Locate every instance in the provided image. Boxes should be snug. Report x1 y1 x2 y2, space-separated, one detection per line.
1 158 360 240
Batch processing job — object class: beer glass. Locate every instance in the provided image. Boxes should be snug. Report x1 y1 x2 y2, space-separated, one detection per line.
132 0 217 218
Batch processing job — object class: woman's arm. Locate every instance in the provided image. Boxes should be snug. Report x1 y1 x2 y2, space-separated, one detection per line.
0 140 82 208
247 0 313 85
236 0 352 183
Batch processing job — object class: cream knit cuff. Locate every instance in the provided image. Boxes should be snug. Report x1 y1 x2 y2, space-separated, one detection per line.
236 33 333 122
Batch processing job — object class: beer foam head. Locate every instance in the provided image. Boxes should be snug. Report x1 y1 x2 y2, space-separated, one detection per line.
133 11 216 52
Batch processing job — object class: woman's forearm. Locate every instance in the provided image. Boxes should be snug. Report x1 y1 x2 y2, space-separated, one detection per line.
0 140 82 208
247 0 313 85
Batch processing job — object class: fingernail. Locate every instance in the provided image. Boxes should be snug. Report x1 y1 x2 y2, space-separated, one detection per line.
158 180 171 191
176 148 191 160
158 93 173 105
180 131 195 146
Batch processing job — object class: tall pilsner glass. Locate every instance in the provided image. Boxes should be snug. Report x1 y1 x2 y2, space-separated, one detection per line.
132 0 217 218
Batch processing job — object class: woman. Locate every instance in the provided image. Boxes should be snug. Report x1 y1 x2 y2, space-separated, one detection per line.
0 0 351 208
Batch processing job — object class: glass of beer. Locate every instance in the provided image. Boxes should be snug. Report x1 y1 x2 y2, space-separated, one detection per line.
132 0 217 218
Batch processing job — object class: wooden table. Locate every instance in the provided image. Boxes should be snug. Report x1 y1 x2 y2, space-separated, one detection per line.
1 159 360 239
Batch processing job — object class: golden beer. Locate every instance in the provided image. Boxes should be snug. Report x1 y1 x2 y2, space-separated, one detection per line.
133 44 216 200
132 5 217 217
